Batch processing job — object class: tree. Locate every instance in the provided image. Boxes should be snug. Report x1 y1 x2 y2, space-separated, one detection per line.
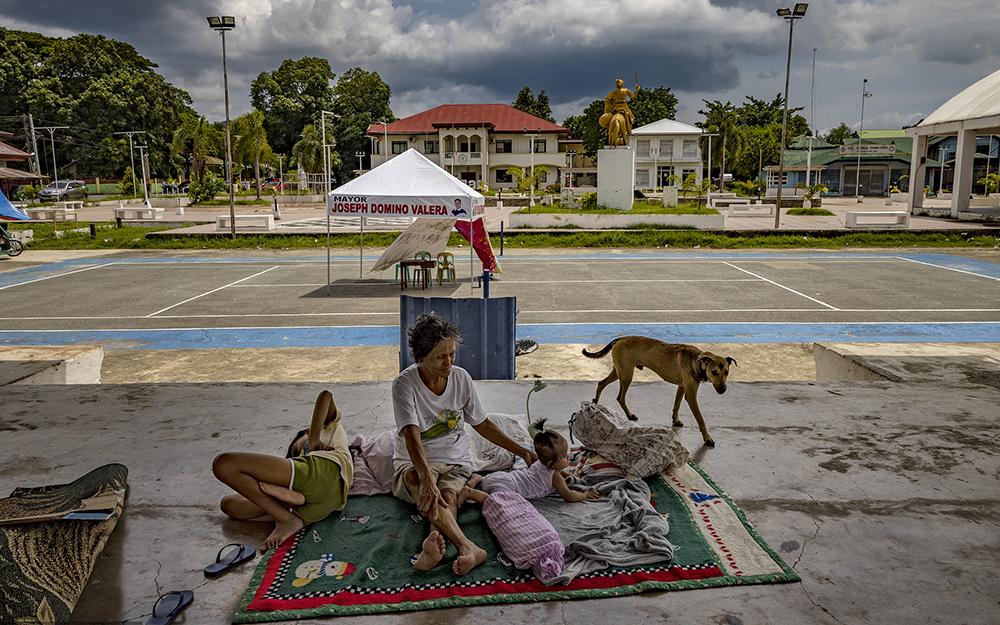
292 124 323 174
233 110 272 199
823 122 853 145
250 57 336 155
507 165 549 196
171 114 223 181
329 67 394 183
3 29 195 178
631 86 679 128
562 98 606 155
511 86 554 122
730 125 781 181
698 100 742 189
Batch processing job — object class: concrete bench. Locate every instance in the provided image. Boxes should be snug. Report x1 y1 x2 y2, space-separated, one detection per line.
727 204 776 218
26 208 78 222
56 201 84 210
115 206 164 220
845 211 909 229
711 198 752 208
216 214 275 231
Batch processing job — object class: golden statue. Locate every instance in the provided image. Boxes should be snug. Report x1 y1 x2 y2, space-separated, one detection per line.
599 78 638 147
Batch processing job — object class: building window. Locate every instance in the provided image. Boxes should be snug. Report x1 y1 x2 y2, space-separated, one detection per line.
424 140 439 154
661 140 674 158
637 139 650 156
533 139 546 153
657 166 674 186
636 169 650 187
391 141 407 154
682 168 697 182
538 170 548 183
682 140 698 159
495 139 512 153
496 169 513 183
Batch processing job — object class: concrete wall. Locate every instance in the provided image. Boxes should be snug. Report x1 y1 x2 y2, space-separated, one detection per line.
813 343 900 382
508 212 725 229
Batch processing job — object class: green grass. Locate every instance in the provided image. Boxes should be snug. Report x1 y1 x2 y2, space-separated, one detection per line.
9 221 999 251
189 199 272 207
787 207 835 216
515 200 718 215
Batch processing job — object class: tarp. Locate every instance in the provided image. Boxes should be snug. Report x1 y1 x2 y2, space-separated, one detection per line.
328 148 485 219
370 219 455 272
0 188 30 221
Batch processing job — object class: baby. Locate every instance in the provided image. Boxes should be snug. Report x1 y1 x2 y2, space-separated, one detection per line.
460 419 599 504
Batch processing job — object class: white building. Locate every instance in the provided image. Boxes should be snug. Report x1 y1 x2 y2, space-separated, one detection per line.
367 104 569 190
629 119 704 190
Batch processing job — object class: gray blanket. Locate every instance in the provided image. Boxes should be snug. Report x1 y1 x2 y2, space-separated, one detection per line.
533 477 676 585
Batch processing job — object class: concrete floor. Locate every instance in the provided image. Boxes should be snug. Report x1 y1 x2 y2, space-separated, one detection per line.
2 376 998 625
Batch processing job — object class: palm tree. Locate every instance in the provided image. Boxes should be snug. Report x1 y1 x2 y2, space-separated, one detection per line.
171 115 221 182
234 110 272 199
698 100 743 191
292 124 322 174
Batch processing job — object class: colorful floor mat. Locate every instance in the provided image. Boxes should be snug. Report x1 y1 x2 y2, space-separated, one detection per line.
234 463 797 622
0 464 128 625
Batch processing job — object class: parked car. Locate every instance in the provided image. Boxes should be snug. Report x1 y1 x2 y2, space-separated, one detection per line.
39 180 87 202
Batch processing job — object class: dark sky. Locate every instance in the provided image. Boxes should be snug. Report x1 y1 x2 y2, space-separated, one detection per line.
2 0 997 132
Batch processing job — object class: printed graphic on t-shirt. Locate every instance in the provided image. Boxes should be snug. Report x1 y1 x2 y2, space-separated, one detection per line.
420 409 462 440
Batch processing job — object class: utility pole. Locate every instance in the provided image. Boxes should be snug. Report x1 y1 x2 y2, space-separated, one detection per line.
806 47 817 187
854 78 873 202
135 145 151 206
27 114 41 175
704 133 718 193
35 126 68 185
114 131 147 200
525 130 538 207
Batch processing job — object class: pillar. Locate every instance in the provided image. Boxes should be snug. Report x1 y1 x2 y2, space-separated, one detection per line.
951 128 976 217
907 134 927 212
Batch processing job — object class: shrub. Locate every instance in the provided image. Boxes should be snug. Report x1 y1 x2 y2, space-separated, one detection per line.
118 166 138 196
188 172 226 204
579 192 598 210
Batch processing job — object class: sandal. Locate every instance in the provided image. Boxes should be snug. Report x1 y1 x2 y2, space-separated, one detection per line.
145 590 193 625
203 543 256 577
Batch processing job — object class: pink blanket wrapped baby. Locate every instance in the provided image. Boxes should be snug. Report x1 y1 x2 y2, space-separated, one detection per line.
481 490 564 582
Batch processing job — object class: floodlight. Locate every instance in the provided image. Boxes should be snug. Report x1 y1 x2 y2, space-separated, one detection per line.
793 3 808 16
206 15 236 31
776 7 791 17
221 16 236 28
206 16 222 28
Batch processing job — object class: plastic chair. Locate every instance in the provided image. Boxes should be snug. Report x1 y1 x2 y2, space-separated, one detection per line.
414 251 433 289
436 251 456 285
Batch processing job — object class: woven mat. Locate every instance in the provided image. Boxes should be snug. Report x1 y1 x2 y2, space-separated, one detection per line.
0 464 128 625
234 462 796 622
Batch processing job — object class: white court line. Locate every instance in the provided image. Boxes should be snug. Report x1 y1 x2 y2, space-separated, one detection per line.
144 266 280 317
228 278 764 287
104 257 903 267
722 261 839 310
0 262 118 291
5 308 1000 322
894 256 1000 282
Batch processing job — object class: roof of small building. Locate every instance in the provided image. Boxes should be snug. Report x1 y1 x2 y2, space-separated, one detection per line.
919 68 1000 128
632 119 703 136
367 104 568 136
860 129 908 139
0 140 31 160
787 135 835 149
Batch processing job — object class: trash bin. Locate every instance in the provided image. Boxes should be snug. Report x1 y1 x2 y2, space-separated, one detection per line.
399 295 516 380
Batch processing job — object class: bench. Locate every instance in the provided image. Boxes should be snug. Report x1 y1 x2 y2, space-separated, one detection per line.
711 198 752 208
845 211 909 229
727 204 776 218
115 206 164 220
216 214 275 231
26 208 79 222
56 200 84 210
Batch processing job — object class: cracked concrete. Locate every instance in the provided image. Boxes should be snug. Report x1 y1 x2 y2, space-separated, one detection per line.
1 378 998 625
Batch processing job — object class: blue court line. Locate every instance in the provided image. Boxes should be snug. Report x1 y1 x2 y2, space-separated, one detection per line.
1 322 998 350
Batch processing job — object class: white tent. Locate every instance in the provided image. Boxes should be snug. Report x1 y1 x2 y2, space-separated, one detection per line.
325 148 490 291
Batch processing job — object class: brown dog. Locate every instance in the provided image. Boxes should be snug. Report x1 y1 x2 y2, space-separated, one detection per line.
582 336 736 447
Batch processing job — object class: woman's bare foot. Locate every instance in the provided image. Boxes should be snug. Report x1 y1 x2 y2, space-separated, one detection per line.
466 474 482 489
412 530 447 571
452 544 487 576
261 514 304 553
458 475 482 504
259 481 305 507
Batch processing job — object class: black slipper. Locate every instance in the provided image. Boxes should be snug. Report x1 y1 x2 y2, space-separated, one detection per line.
145 590 193 625
515 339 538 356
285 428 309 458
203 543 256 577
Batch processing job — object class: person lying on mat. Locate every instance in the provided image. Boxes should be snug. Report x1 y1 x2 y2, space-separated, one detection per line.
212 390 353 553
460 419 601 504
392 313 537 576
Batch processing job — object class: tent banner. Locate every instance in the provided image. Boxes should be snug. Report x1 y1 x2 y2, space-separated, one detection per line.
454 217 501 273
370 218 456 272
329 194 485 219
0 188 30 221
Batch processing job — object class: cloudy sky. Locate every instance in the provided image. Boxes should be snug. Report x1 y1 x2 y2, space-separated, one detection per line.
2 0 997 134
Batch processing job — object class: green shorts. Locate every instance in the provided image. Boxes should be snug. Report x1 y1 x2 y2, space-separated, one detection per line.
289 455 348 524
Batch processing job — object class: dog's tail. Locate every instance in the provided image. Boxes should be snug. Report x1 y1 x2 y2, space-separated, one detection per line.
581 338 621 359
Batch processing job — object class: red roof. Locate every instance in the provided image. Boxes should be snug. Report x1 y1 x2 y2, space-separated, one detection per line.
0 140 31 161
367 104 568 136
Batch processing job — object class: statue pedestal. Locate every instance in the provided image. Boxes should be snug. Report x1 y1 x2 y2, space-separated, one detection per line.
597 147 635 211
662 186 678 208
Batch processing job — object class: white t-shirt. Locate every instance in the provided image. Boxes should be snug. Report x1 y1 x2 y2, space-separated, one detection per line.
392 364 486 467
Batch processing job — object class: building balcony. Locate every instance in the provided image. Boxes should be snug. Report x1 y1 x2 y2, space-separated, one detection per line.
443 152 483 165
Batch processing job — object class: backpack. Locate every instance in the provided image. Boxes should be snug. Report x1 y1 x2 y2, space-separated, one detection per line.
568 402 689 478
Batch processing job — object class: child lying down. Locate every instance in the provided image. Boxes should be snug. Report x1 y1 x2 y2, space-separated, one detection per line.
457 420 598 582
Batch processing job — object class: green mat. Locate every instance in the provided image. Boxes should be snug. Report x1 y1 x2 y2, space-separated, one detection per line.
235 462 797 622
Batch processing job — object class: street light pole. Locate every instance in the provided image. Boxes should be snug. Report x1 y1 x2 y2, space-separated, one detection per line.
36 126 68 186
806 47 816 187
854 78 873 202
135 144 151 206
566 149 576 193
207 16 237 238
774 3 808 229
939 147 948 196
651 146 660 189
525 130 538 207
114 130 146 199
356 151 365 173
703 132 718 193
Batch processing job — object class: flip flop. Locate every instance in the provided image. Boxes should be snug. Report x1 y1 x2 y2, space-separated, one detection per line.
203 543 256 577
145 590 193 625
515 339 538 356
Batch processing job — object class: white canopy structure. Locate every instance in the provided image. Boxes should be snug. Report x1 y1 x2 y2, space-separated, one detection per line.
325 149 489 291
907 68 1000 216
